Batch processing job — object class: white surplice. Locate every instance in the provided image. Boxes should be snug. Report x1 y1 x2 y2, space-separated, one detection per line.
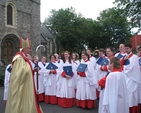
56 60 76 98
123 54 141 107
44 62 60 96
3 64 11 100
102 71 129 113
76 60 97 100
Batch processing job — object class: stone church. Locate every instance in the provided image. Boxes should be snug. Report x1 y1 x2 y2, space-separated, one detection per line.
0 0 56 64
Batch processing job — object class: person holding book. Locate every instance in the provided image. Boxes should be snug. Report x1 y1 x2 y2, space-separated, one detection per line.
76 51 97 109
120 43 141 113
56 51 76 108
97 47 114 113
44 54 59 104
100 57 129 113
37 56 47 101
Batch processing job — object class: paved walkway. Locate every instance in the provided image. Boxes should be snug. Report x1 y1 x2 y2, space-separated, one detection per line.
0 87 98 113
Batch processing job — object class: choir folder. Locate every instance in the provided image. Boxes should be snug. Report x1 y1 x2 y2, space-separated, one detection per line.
117 54 123 59
76 63 87 72
63 66 72 77
101 58 109 66
46 62 58 70
96 57 103 65
139 58 141 66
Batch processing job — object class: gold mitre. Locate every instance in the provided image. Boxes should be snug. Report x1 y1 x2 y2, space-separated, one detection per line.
20 36 31 51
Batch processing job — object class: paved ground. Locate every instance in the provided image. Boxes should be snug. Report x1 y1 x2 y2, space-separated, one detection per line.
0 87 98 113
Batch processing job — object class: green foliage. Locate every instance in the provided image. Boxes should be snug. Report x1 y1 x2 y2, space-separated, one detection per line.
114 0 141 33
42 7 132 52
96 7 132 49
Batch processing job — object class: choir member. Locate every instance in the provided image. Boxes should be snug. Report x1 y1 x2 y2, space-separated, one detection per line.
54 53 63 64
86 48 96 69
115 44 126 58
57 51 76 108
101 57 129 113
76 51 97 109
98 47 114 113
44 55 60 104
3 64 11 106
38 56 47 101
72 52 80 89
96 48 107 81
121 43 141 113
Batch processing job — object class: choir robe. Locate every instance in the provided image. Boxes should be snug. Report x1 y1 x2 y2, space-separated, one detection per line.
102 69 129 113
122 53 141 107
44 62 60 104
37 61 47 101
115 52 126 58
56 60 76 108
72 60 80 89
3 64 11 101
76 60 97 109
138 57 141 104
5 52 42 113
96 56 108 81
97 56 113 112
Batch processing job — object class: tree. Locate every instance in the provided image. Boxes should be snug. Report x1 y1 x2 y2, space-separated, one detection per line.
95 7 132 49
114 0 141 33
42 7 87 53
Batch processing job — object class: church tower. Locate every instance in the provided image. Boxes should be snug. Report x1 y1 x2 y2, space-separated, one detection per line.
0 0 40 63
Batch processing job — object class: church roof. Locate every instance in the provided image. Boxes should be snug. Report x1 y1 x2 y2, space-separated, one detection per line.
40 26 55 41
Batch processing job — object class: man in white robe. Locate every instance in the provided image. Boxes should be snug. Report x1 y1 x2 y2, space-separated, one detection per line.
121 43 141 113
102 57 129 113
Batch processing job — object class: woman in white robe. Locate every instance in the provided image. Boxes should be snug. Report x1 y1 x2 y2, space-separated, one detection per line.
44 54 60 104
76 51 97 109
72 52 80 90
56 51 76 108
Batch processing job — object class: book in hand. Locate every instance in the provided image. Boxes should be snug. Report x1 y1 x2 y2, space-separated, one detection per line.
96 57 103 65
7 65 11 73
139 58 141 66
101 58 109 66
124 59 130 65
46 62 58 70
63 66 73 77
76 63 87 72
117 54 123 59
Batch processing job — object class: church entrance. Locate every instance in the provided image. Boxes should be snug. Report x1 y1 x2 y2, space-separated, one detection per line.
1 34 19 64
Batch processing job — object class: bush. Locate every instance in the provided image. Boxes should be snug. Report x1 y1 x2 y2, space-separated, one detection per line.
0 65 7 87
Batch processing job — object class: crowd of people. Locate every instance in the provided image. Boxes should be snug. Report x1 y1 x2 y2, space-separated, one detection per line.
3 37 141 113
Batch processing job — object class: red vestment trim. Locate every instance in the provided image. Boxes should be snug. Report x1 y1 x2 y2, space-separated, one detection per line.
76 99 96 109
58 97 75 108
44 95 57 104
15 52 42 113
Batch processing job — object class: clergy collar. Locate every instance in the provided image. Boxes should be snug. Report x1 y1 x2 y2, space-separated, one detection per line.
84 59 89 62
119 51 126 54
111 68 122 72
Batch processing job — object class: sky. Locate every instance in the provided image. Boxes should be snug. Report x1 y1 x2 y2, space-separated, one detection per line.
40 0 115 22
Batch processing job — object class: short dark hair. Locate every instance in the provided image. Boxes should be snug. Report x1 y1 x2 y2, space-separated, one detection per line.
87 48 93 52
106 47 114 52
49 54 56 60
99 48 105 53
137 45 141 50
82 51 89 60
125 43 132 48
110 57 121 68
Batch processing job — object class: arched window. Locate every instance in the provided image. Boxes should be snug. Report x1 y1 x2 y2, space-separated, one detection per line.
7 5 13 25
